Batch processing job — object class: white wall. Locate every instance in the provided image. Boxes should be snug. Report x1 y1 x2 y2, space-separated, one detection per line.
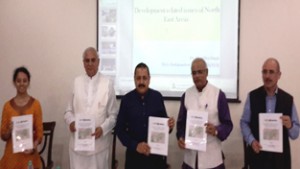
1 0 300 169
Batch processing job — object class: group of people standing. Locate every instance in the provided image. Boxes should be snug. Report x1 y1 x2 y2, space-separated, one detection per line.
0 47 299 169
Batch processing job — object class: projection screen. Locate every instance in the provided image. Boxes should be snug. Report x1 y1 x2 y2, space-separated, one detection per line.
97 0 240 100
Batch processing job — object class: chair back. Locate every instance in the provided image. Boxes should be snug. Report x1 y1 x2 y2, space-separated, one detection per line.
111 129 118 169
39 121 56 169
242 140 250 169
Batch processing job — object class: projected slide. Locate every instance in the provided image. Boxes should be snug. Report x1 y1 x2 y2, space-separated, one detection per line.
133 0 221 75
98 0 239 99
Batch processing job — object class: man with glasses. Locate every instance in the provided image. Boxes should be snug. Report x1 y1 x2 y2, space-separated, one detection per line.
64 47 118 169
176 58 233 169
240 58 300 169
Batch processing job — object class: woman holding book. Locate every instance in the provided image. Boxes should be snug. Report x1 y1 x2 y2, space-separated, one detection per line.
0 66 43 169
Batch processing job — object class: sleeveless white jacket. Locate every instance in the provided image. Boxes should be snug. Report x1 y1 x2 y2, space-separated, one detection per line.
183 83 223 168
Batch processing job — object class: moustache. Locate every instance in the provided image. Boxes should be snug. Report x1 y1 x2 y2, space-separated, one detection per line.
265 78 272 82
138 84 146 88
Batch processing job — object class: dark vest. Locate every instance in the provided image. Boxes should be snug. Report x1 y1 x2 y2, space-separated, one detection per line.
248 86 293 169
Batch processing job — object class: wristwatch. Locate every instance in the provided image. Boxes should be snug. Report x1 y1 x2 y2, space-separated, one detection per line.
214 129 218 136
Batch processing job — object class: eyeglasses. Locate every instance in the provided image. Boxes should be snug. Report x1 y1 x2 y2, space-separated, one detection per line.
83 58 98 64
192 69 207 75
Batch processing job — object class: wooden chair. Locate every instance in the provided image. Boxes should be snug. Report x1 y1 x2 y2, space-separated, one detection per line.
111 129 118 169
39 121 56 169
242 140 250 169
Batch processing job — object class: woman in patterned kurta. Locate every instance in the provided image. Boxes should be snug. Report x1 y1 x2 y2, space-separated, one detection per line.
0 67 43 169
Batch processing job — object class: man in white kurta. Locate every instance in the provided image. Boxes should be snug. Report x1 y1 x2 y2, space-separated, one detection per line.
64 47 118 169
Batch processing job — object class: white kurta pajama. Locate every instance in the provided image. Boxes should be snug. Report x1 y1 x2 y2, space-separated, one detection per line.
65 72 118 169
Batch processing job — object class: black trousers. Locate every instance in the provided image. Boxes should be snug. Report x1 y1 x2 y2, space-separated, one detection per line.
125 149 167 169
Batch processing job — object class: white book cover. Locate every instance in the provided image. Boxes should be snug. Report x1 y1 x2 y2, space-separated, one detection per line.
259 113 283 153
12 114 33 153
74 113 95 151
147 116 169 156
185 110 208 151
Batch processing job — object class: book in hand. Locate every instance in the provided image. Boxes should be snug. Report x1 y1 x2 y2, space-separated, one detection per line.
12 114 33 153
147 116 169 156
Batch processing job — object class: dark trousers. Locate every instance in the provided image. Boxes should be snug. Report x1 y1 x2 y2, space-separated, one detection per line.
247 147 290 169
182 162 225 169
125 149 167 169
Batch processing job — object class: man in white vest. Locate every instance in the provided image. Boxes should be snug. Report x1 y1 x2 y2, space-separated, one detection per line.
176 58 233 169
64 47 118 169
